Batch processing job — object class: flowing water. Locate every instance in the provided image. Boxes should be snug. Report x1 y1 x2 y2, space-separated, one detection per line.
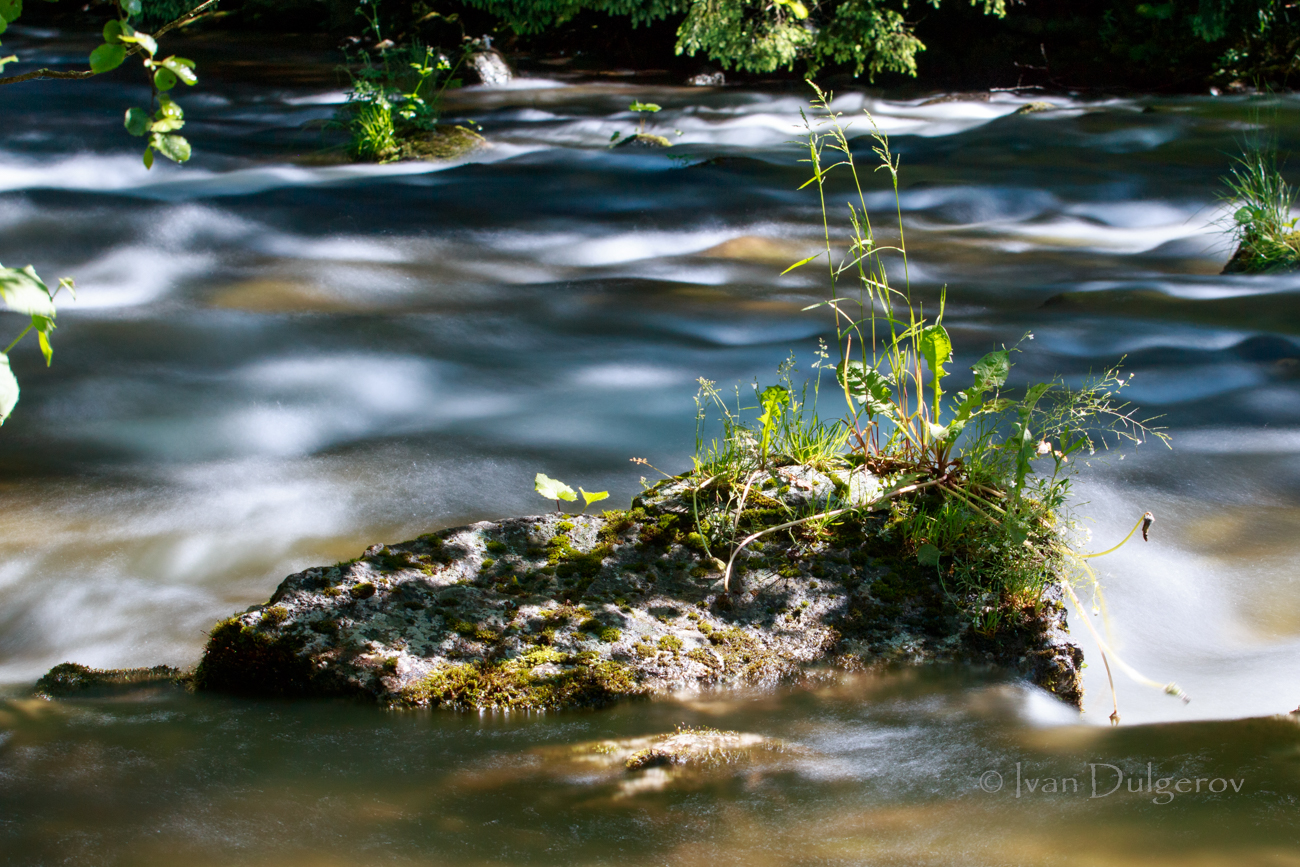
1 25 1298 866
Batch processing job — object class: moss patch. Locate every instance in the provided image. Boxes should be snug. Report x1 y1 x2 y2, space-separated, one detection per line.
192 617 319 697
398 125 486 161
400 655 644 710
34 662 189 698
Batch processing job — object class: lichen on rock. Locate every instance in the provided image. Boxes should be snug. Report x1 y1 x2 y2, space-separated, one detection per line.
177 465 1083 711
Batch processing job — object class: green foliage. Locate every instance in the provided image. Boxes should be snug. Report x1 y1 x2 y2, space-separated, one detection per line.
1219 135 1300 272
0 263 72 424
1095 0 1300 84
338 38 457 162
465 0 1006 79
535 473 608 513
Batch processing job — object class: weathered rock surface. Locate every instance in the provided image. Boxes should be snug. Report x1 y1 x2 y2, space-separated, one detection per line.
189 465 1083 711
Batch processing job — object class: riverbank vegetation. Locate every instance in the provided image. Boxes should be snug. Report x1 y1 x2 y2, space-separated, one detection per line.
663 87 1179 717
65 0 1300 92
1220 136 1300 273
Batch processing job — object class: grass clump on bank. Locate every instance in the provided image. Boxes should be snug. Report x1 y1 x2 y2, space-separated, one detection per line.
1220 138 1300 273
332 7 481 164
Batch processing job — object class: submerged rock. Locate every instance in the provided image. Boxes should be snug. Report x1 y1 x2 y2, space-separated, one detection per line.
183 467 1082 711
34 662 189 699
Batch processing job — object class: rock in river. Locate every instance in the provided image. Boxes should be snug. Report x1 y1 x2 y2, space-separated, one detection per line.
186 465 1083 711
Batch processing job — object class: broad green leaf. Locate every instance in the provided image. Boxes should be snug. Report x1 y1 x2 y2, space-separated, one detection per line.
157 97 183 119
124 0 142 14
916 543 941 567
535 473 577 502
124 107 149 136
918 323 952 381
160 55 197 85
150 116 184 133
837 359 895 417
151 133 191 163
120 30 156 56
0 353 17 425
154 67 177 91
0 19 7 36
103 19 124 43
0 265 55 316
628 101 661 112
36 328 51 366
88 43 126 74
142 146 154 169
970 349 1010 392
580 488 609 506
0 0 20 24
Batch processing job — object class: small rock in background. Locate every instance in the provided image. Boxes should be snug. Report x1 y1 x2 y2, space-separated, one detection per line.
469 44 513 87
689 71 725 86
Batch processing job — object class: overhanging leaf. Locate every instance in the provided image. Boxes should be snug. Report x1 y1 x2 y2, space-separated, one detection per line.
0 266 55 317
151 133 191 163
580 488 609 506
917 543 941 567
88 43 126 74
119 29 156 56
154 67 177 91
535 473 577 502
124 107 150 136
0 352 18 425
0 0 21 24
160 55 197 85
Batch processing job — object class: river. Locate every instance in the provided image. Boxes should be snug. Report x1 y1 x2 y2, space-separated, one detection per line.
0 24 1297 865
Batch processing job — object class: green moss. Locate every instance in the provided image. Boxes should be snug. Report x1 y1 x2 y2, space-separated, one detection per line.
193 617 318 697
350 582 377 599
658 635 683 652
259 605 289 628
486 540 508 554
633 642 656 658
322 587 342 598
450 619 498 642
556 521 575 533
34 662 189 698
481 558 495 570
399 656 644 710
398 124 486 161
685 647 720 668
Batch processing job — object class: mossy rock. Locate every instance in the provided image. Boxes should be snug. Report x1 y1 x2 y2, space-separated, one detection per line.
614 133 673 149
1221 238 1300 274
33 662 190 698
169 467 1083 712
397 124 487 161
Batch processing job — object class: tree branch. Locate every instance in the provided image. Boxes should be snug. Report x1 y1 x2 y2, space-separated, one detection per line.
0 0 220 87
0 68 97 86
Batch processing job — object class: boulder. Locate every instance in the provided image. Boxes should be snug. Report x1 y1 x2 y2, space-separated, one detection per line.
184 465 1083 711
